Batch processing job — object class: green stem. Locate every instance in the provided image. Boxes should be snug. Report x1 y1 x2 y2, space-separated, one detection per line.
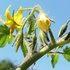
16 33 70 70
23 8 32 11
19 45 51 70
22 5 41 28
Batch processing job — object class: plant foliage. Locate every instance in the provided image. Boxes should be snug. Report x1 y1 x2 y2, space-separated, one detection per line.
0 25 13 47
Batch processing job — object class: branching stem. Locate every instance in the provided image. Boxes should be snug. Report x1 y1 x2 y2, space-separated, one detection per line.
15 5 70 70
22 5 41 28
16 33 70 70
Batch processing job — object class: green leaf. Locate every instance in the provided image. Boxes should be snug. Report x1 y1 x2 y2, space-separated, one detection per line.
7 35 13 44
21 41 28 57
14 29 28 56
51 53 59 68
27 13 36 34
58 20 70 37
63 46 70 61
0 36 7 47
0 25 9 35
0 25 13 48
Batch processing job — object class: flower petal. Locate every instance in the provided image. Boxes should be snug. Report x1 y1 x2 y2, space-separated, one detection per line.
14 6 23 24
0 16 14 26
5 20 14 26
5 5 12 21
10 23 15 36
37 13 51 32
0 16 5 25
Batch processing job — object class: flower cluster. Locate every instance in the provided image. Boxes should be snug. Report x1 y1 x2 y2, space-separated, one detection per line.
0 5 51 38
0 5 23 37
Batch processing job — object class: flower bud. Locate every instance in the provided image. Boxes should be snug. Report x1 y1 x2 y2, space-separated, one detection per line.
58 23 68 37
37 12 51 32
58 20 70 37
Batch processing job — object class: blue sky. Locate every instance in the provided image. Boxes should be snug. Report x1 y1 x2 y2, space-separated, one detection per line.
0 0 70 70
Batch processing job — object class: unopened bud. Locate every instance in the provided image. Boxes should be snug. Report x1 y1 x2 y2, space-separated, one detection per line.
37 12 51 32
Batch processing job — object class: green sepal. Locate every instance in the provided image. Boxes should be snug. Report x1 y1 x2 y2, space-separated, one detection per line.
27 13 36 34
65 32 70 40
12 29 23 52
21 40 28 57
39 30 50 45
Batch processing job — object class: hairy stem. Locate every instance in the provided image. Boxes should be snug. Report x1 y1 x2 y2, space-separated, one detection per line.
23 8 32 11
22 5 41 28
16 33 70 70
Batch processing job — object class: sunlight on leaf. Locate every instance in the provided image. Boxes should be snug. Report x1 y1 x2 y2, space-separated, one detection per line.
58 20 70 37
0 25 13 47
63 46 70 61
51 53 59 68
27 13 36 34
21 41 28 57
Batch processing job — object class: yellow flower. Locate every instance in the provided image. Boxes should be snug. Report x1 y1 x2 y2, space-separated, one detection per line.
0 5 23 37
37 12 50 32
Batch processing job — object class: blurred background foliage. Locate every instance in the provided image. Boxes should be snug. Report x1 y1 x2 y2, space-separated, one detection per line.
0 59 17 70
